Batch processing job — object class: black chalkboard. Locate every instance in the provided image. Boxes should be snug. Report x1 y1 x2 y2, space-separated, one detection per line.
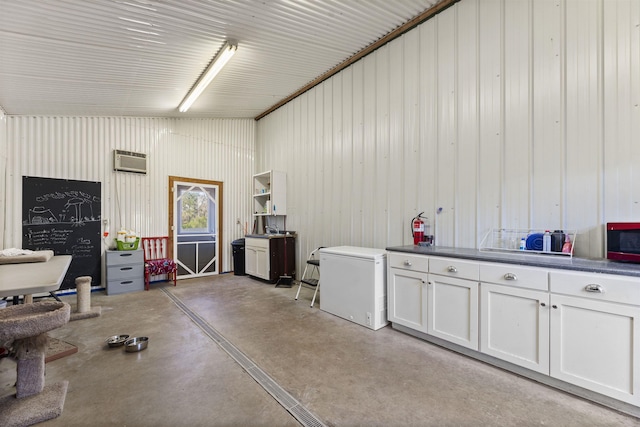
22 176 101 290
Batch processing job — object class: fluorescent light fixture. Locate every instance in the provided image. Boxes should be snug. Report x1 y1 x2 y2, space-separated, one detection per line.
178 42 237 112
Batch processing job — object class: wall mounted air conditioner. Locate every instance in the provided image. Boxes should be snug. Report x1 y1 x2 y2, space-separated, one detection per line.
113 150 147 174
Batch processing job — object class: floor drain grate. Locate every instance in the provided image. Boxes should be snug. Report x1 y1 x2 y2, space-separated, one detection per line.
162 288 327 427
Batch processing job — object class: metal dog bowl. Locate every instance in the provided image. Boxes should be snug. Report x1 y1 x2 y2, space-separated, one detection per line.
124 336 149 352
106 335 130 348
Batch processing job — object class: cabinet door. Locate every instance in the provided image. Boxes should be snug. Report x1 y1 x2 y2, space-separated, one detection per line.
245 247 257 276
268 237 296 281
255 247 269 280
480 283 549 374
427 274 479 350
550 294 640 405
388 268 428 333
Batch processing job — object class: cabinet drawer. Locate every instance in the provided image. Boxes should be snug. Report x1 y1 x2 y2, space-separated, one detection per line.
549 270 640 305
480 262 548 291
429 257 478 281
106 250 143 266
245 237 269 250
388 252 429 273
107 264 143 281
106 278 144 295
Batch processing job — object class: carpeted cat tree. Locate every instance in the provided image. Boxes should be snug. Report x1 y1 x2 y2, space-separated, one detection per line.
0 301 71 427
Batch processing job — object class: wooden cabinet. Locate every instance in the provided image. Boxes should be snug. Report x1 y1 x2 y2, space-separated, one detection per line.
252 170 286 216
105 250 144 295
479 263 550 374
268 236 296 281
245 236 295 283
427 257 479 350
549 270 640 406
387 253 428 333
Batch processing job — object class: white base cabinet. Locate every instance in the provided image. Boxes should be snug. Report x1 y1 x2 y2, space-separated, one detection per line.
245 238 269 280
387 249 640 414
549 270 640 406
480 283 549 374
388 267 428 333
550 294 640 405
427 275 478 350
479 262 550 374
427 256 479 350
388 254 479 348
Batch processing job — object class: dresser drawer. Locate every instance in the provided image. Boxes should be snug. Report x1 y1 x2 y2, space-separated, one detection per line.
106 278 144 295
549 270 640 305
429 257 479 281
107 264 144 281
245 237 270 250
480 262 548 291
388 252 429 273
105 250 143 266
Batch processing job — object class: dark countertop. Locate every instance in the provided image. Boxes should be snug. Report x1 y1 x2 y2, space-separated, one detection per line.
245 233 296 239
385 245 640 278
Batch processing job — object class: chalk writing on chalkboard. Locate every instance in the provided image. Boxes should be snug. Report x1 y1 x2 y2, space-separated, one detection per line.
22 177 101 290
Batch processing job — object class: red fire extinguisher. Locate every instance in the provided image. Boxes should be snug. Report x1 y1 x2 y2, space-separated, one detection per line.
412 212 426 245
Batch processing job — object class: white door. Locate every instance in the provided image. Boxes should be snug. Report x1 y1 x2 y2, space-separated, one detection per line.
172 180 220 279
480 283 550 374
388 268 428 333
427 274 479 350
550 294 640 405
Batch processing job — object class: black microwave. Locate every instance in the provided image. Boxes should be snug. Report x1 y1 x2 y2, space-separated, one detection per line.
607 222 640 263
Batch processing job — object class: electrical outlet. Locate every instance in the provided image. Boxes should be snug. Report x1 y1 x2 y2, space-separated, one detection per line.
366 312 372 325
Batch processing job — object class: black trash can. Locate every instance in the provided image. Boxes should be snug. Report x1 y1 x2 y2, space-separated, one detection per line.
231 238 246 276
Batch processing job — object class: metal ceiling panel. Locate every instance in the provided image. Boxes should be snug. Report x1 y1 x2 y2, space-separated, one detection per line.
0 0 446 118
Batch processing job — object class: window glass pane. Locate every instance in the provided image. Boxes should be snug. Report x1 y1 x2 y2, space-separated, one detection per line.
180 190 209 231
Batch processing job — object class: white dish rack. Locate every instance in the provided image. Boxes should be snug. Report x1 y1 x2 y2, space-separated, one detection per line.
480 228 576 257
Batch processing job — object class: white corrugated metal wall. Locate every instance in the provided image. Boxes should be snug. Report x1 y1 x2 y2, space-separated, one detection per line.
2 117 255 277
0 111 6 248
256 0 640 268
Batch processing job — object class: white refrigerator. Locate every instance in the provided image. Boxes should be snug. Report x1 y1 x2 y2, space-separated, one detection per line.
319 246 387 330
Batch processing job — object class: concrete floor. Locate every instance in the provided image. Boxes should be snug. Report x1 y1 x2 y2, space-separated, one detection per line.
1 273 639 427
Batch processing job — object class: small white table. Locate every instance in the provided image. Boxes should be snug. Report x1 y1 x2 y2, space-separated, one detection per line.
0 255 72 300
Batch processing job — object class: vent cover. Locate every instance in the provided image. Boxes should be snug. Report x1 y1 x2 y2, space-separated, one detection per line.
113 149 147 174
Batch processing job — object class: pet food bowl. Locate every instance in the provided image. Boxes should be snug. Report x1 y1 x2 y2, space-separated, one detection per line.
106 334 130 347
124 336 148 352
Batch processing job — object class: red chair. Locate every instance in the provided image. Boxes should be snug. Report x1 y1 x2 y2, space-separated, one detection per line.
141 237 177 290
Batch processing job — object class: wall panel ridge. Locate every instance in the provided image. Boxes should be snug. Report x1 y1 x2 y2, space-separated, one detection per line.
2 116 255 274
0 113 6 248
257 0 640 267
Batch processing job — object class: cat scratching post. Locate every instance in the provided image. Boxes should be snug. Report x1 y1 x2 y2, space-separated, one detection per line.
76 276 91 313
69 276 100 321
0 301 71 427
